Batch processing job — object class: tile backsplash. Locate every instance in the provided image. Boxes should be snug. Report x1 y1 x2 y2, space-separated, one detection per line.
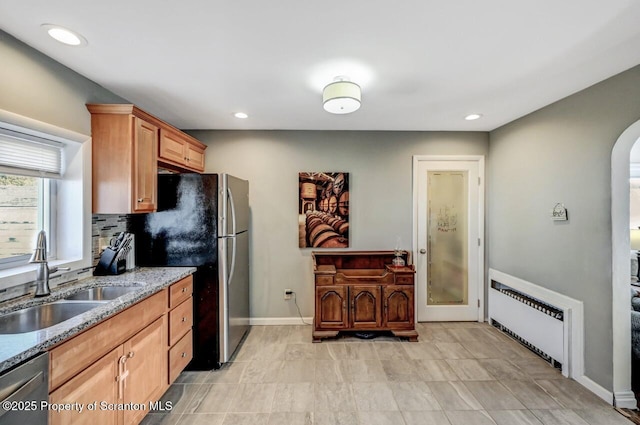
0 214 133 302
91 214 131 265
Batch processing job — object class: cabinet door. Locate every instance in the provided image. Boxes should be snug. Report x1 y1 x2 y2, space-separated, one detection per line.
122 316 167 425
315 286 348 329
133 117 158 212
50 346 122 425
159 129 187 165
383 285 414 329
186 143 205 172
350 285 382 329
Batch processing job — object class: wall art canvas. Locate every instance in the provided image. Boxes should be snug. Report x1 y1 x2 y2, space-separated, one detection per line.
298 172 349 248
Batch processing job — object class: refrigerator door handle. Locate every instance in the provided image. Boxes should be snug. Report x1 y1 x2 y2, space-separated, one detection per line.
227 187 237 237
228 236 237 287
227 187 237 286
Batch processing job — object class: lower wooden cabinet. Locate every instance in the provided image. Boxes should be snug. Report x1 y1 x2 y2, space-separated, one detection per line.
383 285 415 329
49 346 121 425
49 317 166 425
315 286 347 329
167 276 193 385
169 330 193 383
123 316 167 425
48 275 194 425
351 285 382 328
312 251 418 342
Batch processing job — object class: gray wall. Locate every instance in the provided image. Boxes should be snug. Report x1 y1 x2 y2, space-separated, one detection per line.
489 65 640 390
0 30 126 135
188 130 489 320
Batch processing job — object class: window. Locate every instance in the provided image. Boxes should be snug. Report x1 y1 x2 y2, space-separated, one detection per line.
0 127 62 270
0 174 53 268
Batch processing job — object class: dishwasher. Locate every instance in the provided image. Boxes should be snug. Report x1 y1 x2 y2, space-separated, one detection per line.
0 352 48 424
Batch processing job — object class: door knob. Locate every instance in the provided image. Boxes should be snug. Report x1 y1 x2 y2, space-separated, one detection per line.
419 249 426 254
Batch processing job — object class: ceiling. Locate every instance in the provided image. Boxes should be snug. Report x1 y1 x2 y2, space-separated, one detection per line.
1 1 640 132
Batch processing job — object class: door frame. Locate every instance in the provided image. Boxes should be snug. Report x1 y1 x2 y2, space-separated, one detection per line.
412 155 485 322
610 119 640 408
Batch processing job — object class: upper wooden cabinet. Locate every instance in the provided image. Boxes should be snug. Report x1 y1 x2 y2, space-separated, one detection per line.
159 128 206 172
87 104 207 214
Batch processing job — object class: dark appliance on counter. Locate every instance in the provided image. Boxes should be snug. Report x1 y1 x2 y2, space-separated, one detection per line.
129 173 250 369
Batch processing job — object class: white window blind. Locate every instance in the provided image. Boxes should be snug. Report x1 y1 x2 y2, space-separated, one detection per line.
0 128 64 178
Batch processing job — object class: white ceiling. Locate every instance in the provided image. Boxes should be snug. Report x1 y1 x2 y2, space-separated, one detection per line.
1 1 640 131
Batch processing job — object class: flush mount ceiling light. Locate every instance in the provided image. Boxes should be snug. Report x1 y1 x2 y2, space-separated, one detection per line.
41 24 87 47
465 113 483 121
234 112 248 119
323 76 361 114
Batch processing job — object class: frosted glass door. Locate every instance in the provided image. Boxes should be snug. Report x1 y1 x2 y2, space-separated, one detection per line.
427 171 468 306
415 158 482 322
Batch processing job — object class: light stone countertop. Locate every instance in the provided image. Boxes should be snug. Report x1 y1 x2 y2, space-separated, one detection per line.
0 266 196 373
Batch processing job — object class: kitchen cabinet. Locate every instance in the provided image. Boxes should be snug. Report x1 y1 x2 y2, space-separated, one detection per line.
49 290 166 391
49 317 165 425
49 290 166 425
312 251 418 342
48 275 194 425
87 104 208 214
167 276 193 384
88 104 159 214
159 128 206 172
122 316 167 425
49 346 121 425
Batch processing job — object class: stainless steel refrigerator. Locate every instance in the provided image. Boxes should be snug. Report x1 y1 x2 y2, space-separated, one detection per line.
129 173 250 369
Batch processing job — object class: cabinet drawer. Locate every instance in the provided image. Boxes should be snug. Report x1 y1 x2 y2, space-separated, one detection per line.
395 275 414 285
169 298 193 346
170 275 193 308
315 276 334 285
169 330 193 384
49 289 166 391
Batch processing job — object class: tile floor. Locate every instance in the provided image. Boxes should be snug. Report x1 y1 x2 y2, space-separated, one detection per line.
141 322 631 425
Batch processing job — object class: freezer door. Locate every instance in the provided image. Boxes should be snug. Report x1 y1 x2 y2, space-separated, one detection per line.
223 174 249 234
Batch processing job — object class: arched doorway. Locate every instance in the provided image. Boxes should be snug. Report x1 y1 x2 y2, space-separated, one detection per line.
611 119 640 408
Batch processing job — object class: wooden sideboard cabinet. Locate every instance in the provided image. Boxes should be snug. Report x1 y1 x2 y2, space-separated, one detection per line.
312 251 418 342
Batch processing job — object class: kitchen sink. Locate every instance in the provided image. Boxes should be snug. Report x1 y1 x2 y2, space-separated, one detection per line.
0 302 104 334
63 286 141 301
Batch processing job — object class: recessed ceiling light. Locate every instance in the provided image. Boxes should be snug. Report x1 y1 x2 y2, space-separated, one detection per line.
465 113 482 121
41 24 87 47
234 112 248 119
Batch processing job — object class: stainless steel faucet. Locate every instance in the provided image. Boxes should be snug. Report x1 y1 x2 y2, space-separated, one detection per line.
29 230 70 297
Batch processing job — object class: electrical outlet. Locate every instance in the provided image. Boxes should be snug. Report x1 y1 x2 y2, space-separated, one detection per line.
284 289 293 300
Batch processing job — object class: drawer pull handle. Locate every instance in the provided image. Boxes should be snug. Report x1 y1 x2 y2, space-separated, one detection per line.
182 317 187 322
127 351 135 358
182 287 187 293
137 198 143 202
181 352 187 358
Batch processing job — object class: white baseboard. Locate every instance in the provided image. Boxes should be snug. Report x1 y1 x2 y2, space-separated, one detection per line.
613 390 637 409
574 375 614 405
250 317 313 326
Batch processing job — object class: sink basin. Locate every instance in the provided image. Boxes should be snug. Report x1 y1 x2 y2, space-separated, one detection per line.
0 302 103 334
63 286 140 301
